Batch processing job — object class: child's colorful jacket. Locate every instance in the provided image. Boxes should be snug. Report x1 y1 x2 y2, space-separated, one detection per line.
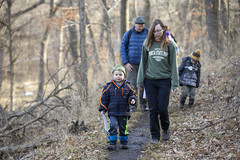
99 79 137 117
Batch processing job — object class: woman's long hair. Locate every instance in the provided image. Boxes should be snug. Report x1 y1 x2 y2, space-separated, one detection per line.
146 19 168 51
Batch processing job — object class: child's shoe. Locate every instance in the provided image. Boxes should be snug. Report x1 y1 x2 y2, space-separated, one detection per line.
120 141 128 149
107 143 116 150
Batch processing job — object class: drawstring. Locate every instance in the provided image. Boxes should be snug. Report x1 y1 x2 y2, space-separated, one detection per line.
122 88 123 96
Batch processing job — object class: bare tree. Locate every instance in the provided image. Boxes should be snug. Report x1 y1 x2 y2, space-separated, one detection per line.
101 0 115 67
0 39 5 91
78 0 88 99
85 11 103 81
205 0 222 57
6 0 14 111
120 0 128 38
67 1 81 84
37 0 64 100
142 0 150 28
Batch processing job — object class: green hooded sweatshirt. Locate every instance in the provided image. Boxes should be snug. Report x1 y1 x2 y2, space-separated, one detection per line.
137 40 179 90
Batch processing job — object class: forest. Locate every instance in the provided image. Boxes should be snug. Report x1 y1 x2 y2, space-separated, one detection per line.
0 0 239 159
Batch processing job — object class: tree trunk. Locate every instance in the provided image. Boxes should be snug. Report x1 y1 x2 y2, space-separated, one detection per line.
85 11 103 83
0 42 4 91
78 0 88 99
100 0 108 47
36 0 54 100
220 0 229 32
205 0 221 58
120 0 127 38
7 0 14 111
178 0 189 54
101 1 115 67
142 0 150 28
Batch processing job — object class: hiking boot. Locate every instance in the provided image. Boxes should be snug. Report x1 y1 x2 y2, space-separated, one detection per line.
130 105 136 112
188 98 195 108
120 144 128 149
162 130 170 141
141 104 147 111
179 103 184 108
107 144 116 150
150 139 159 144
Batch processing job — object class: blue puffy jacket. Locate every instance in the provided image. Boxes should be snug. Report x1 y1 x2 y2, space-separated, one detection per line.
179 57 201 88
99 80 137 117
121 26 148 65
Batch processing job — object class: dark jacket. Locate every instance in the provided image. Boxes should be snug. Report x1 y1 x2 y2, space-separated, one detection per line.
178 57 201 88
99 79 137 117
120 26 148 65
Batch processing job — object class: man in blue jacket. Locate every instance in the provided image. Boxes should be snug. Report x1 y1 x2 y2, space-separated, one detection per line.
120 16 148 112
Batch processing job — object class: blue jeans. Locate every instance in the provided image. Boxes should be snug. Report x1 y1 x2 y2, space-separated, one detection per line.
144 78 171 140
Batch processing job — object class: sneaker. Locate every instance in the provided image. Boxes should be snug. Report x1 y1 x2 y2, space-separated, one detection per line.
150 139 159 144
130 106 136 112
107 144 116 150
162 130 170 141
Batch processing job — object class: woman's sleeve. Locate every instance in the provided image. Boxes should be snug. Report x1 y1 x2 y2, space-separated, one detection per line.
137 40 148 88
169 41 179 90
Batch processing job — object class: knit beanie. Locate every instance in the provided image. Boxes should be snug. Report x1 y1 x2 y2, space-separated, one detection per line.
191 49 201 62
112 64 126 75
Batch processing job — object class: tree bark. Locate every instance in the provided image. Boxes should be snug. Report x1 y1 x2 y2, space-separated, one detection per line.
78 0 88 99
120 0 127 38
0 41 4 91
101 0 115 67
142 0 150 28
7 0 14 111
205 0 221 58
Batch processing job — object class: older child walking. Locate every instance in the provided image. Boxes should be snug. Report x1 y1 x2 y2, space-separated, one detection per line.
99 64 137 150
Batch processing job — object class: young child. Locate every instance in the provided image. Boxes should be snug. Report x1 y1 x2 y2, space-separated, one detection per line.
99 64 137 150
178 49 201 108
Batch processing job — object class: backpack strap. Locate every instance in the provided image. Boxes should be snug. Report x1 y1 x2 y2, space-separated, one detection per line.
128 29 132 41
168 45 170 65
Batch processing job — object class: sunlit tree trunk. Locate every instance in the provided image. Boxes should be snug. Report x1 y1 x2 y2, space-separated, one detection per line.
100 0 108 47
85 11 103 84
101 0 115 67
78 0 88 99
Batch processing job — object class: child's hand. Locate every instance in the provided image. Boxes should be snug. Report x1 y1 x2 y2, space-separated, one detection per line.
100 111 105 115
130 99 136 105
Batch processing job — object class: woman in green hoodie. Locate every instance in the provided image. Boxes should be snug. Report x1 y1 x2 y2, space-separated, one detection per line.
137 19 179 143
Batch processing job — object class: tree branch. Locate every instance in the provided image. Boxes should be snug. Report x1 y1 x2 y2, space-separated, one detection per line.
12 0 45 18
188 113 239 131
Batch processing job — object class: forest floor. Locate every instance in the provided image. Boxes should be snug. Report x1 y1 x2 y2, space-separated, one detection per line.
1 57 240 160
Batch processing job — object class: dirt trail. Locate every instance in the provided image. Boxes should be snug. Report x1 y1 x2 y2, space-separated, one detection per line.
106 111 150 160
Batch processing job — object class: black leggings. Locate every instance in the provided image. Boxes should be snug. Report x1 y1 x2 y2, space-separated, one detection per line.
144 78 171 140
